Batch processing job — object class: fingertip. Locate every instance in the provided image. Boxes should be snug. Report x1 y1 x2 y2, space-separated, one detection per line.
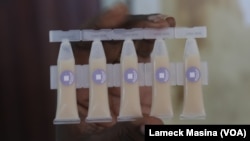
166 16 176 27
139 116 164 135
129 14 175 29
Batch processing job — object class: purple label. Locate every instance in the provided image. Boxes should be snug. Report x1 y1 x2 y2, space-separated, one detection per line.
186 66 200 82
60 70 74 86
92 69 106 84
124 68 138 84
156 67 169 83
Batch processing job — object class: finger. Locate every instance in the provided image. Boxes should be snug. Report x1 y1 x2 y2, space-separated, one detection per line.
165 16 176 27
131 116 164 126
69 104 103 136
108 87 121 116
83 3 128 29
148 14 176 27
76 89 89 108
139 86 153 116
134 39 155 60
125 14 176 29
140 116 164 135
102 41 123 63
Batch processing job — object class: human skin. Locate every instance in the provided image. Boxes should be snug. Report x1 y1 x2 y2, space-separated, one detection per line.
56 3 176 141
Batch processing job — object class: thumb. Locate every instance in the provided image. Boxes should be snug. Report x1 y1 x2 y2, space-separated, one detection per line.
139 117 164 135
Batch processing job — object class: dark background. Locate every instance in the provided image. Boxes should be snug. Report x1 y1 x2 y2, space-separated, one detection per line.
0 0 100 141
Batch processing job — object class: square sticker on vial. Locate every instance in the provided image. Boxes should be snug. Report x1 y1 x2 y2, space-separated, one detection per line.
60 70 74 86
92 69 106 84
124 68 138 84
186 66 200 82
156 67 169 83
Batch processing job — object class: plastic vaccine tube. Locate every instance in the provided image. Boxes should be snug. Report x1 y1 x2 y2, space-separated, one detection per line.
54 39 80 124
86 39 112 122
117 39 142 121
150 38 173 119
180 38 206 119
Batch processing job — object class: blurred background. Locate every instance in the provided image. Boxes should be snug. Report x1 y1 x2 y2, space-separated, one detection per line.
1 0 250 141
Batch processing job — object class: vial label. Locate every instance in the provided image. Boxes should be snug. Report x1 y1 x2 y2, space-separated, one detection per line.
124 68 138 84
156 67 169 83
92 69 106 84
60 70 74 86
186 66 200 82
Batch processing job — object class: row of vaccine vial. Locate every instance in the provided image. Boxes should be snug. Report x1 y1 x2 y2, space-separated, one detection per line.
53 37 206 124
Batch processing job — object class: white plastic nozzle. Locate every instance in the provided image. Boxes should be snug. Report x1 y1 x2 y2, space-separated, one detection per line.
57 39 74 61
151 38 168 57
89 39 106 59
121 39 137 58
184 38 200 58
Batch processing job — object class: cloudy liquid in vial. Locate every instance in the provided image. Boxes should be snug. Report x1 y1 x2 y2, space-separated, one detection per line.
150 39 173 119
181 38 205 119
86 40 112 122
150 56 173 118
54 39 80 124
118 39 142 121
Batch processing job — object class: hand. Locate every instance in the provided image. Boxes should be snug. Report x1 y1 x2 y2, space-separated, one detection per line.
57 3 176 141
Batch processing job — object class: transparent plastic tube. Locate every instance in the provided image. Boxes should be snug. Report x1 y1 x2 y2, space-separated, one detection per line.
54 39 80 124
150 38 173 119
86 39 112 122
117 39 142 121
180 38 206 119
